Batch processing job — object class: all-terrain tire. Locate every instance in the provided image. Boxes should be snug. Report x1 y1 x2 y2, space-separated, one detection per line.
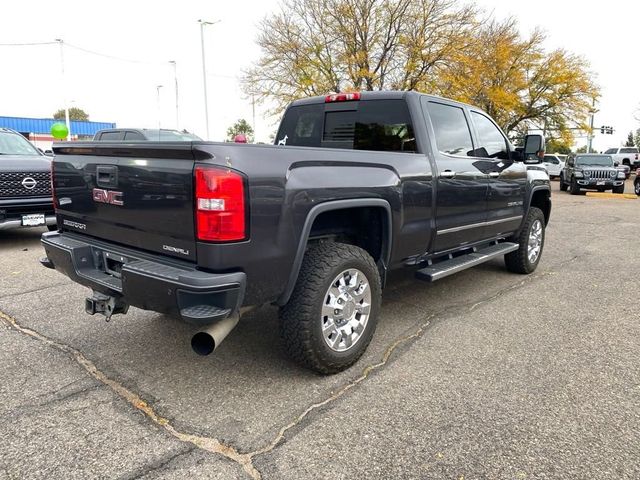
559 174 568 191
612 185 624 194
505 207 545 274
570 176 580 195
280 242 381 375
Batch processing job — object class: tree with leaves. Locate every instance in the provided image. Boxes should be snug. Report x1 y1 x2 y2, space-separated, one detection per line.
244 1 599 145
625 131 635 147
53 107 89 121
634 128 640 149
226 119 254 143
243 0 478 115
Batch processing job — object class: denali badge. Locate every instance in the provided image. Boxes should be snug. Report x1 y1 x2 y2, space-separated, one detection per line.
163 245 190 256
63 219 87 230
93 188 123 206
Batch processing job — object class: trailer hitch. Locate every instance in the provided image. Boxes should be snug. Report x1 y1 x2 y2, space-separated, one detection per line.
85 291 129 322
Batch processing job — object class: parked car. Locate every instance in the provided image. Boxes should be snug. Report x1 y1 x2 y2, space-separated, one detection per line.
634 168 640 196
41 91 550 374
604 147 639 169
559 154 625 194
542 154 565 178
0 128 57 231
93 128 202 142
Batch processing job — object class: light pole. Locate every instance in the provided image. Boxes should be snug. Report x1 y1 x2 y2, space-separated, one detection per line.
54 38 71 141
156 85 163 133
587 98 597 154
169 60 179 130
198 19 220 140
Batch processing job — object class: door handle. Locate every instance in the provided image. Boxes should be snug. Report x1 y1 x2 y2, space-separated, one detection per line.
440 170 456 178
488 172 500 178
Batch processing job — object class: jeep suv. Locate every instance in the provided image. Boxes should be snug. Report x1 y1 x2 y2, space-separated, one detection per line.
559 154 625 194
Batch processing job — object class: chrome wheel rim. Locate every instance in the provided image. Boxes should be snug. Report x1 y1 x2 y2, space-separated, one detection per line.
528 219 543 264
635 182 640 195
321 268 371 352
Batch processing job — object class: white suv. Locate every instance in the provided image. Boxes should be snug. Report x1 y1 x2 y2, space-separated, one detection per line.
604 147 639 169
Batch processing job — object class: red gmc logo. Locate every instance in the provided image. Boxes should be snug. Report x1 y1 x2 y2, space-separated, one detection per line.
92 188 124 206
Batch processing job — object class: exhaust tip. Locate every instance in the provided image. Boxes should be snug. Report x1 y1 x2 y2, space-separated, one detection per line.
191 331 216 356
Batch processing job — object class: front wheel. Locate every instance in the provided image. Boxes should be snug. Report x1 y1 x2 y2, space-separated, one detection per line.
635 181 640 196
559 174 568 191
570 177 580 195
505 207 545 274
280 242 381 374
613 185 625 194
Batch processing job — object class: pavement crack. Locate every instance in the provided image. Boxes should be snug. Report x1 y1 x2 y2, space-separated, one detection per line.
0 310 262 480
120 446 196 480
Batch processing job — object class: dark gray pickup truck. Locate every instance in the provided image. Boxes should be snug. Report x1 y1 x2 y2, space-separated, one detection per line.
41 91 551 374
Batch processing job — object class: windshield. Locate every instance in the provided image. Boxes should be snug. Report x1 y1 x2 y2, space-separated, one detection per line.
576 155 612 166
0 131 41 156
144 130 202 141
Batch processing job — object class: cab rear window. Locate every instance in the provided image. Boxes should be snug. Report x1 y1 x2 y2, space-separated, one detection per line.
276 99 417 153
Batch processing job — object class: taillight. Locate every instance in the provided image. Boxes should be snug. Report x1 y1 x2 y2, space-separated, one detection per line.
194 165 246 242
325 92 360 103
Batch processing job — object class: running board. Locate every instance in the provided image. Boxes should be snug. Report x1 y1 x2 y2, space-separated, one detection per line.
415 242 519 282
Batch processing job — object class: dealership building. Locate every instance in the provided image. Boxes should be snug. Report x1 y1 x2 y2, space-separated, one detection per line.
0 116 115 150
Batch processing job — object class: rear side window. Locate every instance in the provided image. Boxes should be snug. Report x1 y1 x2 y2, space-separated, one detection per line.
124 131 145 141
544 155 559 164
604 148 617 154
98 131 124 141
620 147 638 154
426 101 474 156
471 111 509 160
276 99 417 152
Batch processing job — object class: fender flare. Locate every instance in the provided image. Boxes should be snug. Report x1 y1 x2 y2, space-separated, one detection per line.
277 198 393 306
527 185 551 225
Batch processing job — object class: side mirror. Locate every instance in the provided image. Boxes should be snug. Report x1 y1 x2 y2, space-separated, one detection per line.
44 150 54 156
567 158 574 167
614 161 619 167
523 134 545 164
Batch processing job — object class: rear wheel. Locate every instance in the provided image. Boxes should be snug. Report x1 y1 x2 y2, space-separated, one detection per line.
505 207 545 274
280 242 381 374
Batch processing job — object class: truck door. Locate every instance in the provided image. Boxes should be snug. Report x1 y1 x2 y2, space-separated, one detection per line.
422 99 489 252
469 111 526 239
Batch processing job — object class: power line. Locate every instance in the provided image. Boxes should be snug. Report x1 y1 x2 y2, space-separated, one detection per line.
64 41 168 65
0 41 56 46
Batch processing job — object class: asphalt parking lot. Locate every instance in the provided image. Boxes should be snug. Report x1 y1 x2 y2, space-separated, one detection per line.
1 179 639 480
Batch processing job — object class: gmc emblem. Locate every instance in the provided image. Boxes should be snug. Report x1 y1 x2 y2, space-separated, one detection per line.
93 188 124 206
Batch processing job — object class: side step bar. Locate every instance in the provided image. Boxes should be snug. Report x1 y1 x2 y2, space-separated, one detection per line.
415 242 519 282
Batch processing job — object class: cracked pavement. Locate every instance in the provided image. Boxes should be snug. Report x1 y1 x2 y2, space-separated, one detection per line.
1 181 639 479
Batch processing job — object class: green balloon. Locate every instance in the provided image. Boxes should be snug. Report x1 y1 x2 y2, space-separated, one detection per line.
51 122 69 140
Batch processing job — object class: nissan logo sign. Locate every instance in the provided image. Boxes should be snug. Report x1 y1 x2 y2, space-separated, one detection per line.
21 177 37 190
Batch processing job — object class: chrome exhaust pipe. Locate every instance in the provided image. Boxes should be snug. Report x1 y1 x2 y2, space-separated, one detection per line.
191 314 240 356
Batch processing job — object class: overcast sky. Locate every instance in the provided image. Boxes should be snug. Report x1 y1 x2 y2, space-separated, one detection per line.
1 0 638 150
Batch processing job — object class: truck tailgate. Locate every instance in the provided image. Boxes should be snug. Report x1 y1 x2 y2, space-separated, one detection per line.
53 143 197 261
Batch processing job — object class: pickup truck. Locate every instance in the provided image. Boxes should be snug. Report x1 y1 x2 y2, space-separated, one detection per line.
604 147 640 169
0 128 57 231
40 91 551 374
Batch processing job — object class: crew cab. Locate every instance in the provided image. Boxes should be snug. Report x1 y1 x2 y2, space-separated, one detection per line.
604 147 639 169
0 128 56 231
40 91 551 374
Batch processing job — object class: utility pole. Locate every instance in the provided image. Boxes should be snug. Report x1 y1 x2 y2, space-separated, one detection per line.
54 38 71 141
156 85 163 133
198 19 220 140
587 98 596 153
169 60 179 130
252 94 256 142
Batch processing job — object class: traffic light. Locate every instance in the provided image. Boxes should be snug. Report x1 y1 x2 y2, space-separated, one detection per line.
601 126 605 134
599 125 614 134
